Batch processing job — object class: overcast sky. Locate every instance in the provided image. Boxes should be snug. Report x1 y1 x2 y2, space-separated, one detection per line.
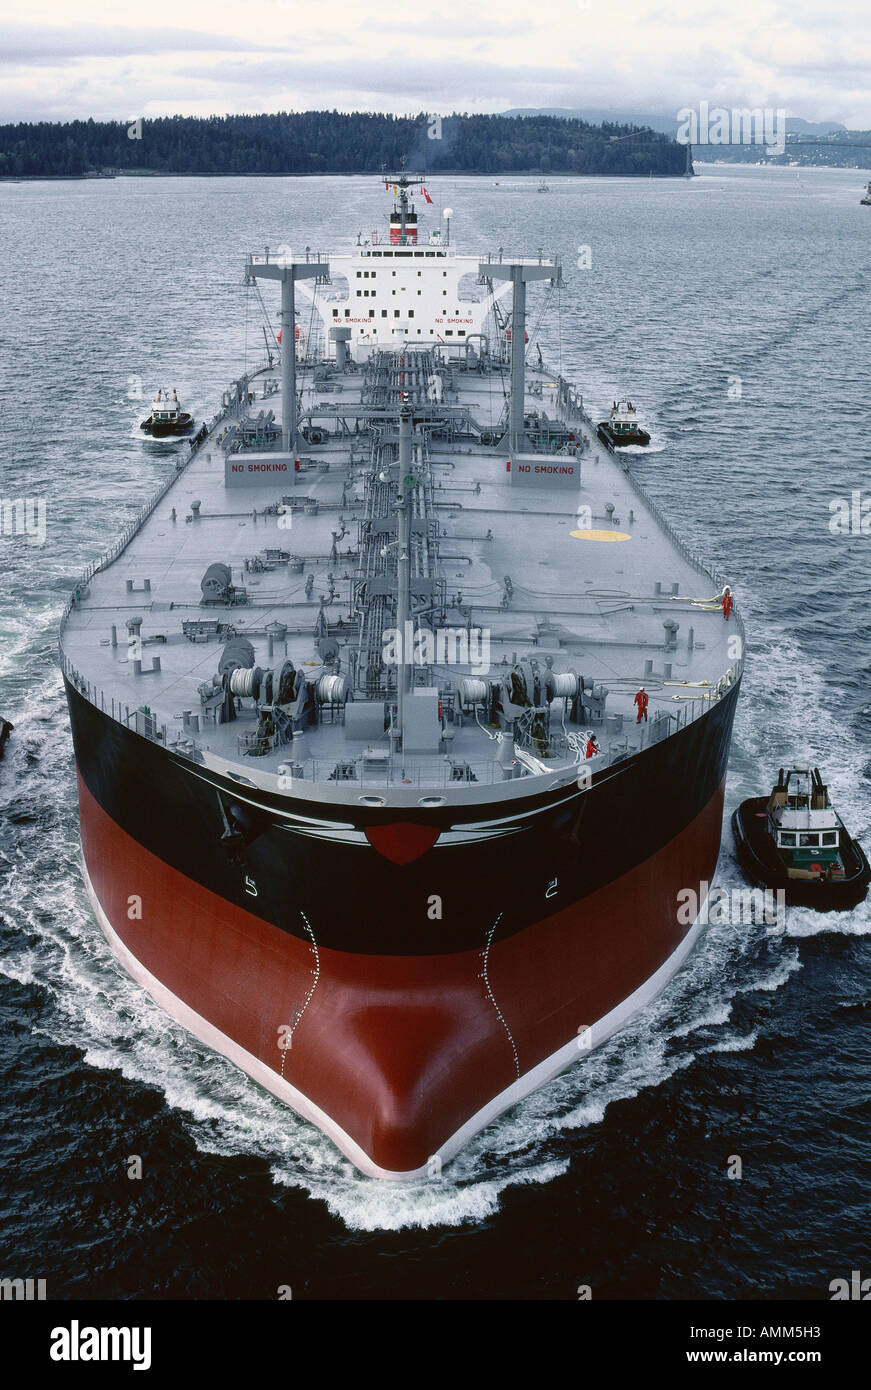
2 0 870 127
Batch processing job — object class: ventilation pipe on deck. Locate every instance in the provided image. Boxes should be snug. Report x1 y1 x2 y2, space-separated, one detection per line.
330 325 352 371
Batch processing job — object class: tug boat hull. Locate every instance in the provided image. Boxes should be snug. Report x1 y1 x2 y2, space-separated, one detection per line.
597 423 651 449
140 412 195 437
732 797 870 911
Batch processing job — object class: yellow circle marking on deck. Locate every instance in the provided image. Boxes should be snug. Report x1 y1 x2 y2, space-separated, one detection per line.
570 529 632 542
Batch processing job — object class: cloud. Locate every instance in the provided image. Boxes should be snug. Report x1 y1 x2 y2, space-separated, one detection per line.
0 23 273 64
1 4 870 128
169 53 570 101
360 17 535 39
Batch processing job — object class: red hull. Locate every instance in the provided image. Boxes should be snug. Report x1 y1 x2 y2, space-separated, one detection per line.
78 770 726 1176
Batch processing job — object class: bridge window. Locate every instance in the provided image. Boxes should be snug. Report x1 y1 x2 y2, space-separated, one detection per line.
799 833 819 847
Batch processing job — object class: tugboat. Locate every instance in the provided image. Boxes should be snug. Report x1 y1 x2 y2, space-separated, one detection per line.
140 388 194 438
732 767 870 910
861 182 871 205
597 400 651 448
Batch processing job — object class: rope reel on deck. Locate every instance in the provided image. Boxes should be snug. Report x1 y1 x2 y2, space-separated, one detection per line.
229 666 258 699
218 637 255 680
548 671 578 700
315 672 349 705
201 562 232 601
458 677 489 709
212 637 256 723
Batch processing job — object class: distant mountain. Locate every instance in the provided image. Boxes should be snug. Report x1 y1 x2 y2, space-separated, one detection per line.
504 107 681 136
501 109 871 168
503 108 847 138
784 117 850 135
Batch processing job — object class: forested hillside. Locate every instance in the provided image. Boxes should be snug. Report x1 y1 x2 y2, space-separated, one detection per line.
0 110 686 178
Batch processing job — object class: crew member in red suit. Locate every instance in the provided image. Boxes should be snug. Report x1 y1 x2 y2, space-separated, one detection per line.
722 587 733 621
585 732 600 759
634 687 649 723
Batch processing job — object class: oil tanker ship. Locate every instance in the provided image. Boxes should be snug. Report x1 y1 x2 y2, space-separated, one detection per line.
60 173 743 1179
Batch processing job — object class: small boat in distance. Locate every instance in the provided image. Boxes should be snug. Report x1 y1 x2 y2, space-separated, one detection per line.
537 179 550 192
732 767 870 910
140 388 195 437
597 400 651 448
861 182 871 205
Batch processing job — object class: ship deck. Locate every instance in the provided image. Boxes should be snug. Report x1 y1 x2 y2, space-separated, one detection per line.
60 350 741 807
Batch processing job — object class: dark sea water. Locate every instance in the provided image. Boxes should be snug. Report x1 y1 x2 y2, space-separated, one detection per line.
0 165 869 1300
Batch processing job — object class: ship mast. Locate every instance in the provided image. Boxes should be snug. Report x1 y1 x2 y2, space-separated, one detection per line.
398 155 410 244
382 157 430 247
245 250 330 453
477 253 564 454
395 407 413 749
